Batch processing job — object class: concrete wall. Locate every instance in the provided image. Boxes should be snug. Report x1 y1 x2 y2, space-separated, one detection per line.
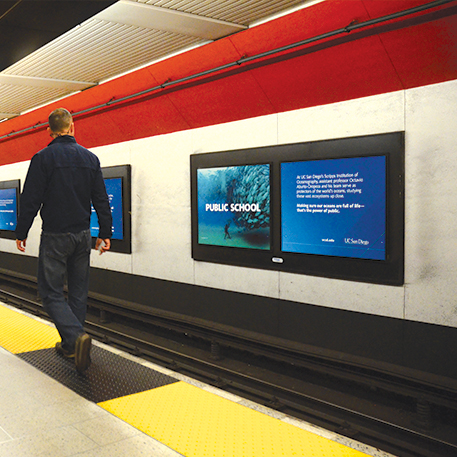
1 78 456 328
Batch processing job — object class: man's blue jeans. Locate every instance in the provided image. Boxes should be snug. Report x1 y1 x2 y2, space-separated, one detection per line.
38 229 91 353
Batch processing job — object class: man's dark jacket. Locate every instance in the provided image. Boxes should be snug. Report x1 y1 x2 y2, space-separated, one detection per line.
15 136 112 240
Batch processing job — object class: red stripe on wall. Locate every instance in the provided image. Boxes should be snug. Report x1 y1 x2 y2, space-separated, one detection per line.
0 0 456 165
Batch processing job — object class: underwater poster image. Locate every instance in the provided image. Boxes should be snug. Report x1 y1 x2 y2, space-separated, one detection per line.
197 164 270 250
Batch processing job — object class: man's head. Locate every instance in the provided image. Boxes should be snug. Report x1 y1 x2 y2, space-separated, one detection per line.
48 108 74 137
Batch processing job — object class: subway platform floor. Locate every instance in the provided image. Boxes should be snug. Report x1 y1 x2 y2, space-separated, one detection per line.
0 301 397 457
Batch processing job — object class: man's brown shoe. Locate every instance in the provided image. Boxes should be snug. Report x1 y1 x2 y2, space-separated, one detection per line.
75 333 92 373
55 342 75 359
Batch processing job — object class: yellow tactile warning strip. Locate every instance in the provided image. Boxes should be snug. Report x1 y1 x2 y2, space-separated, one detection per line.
1 301 373 457
0 303 59 353
99 381 370 457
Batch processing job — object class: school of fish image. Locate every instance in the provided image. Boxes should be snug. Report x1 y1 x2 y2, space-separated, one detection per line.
197 165 270 249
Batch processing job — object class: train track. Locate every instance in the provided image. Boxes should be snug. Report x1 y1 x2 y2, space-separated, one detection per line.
1 273 456 457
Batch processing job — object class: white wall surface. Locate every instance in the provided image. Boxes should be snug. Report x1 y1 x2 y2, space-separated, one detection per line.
2 79 456 328
403 80 457 326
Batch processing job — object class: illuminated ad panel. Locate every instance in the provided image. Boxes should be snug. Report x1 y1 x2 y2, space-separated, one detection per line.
0 187 17 231
281 156 386 260
197 164 270 250
90 177 123 240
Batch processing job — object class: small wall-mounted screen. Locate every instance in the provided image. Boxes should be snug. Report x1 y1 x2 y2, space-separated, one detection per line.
197 164 270 250
89 165 131 254
0 187 18 231
281 155 386 260
90 177 123 240
0 180 20 240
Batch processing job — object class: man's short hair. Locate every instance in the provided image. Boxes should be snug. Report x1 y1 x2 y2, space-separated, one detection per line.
48 108 72 133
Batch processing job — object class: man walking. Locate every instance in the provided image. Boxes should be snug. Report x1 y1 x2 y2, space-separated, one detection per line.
15 108 112 372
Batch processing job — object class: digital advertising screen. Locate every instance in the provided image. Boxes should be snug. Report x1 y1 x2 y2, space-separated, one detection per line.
191 132 404 285
281 155 386 260
197 164 270 250
0 187 18 231
90 177 123 240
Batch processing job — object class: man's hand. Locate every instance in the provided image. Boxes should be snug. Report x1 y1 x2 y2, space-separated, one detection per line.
95 238 111 254
16 239 26 252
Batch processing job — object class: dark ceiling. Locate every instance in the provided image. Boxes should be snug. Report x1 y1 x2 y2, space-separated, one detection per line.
0 1 117 71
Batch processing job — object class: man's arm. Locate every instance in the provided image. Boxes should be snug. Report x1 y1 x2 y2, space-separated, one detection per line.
15 154 47 242
91 166 113 244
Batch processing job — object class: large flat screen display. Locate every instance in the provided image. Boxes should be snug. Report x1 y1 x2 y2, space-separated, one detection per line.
0 180 20 240
197 164 270 250
281 155 386 260
90 165 131 254
191 132 404 285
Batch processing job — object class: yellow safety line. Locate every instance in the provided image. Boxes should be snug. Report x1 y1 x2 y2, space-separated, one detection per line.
100 381 371 457
0 303 59 353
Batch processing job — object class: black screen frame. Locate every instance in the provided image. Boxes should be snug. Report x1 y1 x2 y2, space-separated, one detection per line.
91 165 132 254
191 132 404 285
0 179 20 240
